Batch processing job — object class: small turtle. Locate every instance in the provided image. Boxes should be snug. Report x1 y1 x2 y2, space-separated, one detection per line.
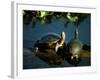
65 28 83 66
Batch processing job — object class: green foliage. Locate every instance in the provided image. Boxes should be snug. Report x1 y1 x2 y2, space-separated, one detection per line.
66 13 78 22
23 10 90 28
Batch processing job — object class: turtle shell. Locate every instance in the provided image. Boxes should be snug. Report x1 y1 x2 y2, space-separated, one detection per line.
67 38 83 55
34 33 61 51
33 33 67 66
65 38 83 66
39 33 60 44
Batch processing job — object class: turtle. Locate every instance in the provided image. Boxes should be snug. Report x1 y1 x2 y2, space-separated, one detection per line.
65 29 83 66
33 32 66 53
65 39 83 65
33 32 67 66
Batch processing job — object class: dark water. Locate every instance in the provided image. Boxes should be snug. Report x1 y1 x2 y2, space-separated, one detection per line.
23 15 91 69
23 48 90 69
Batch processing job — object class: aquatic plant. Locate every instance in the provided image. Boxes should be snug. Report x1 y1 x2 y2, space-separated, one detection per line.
23 10 90 28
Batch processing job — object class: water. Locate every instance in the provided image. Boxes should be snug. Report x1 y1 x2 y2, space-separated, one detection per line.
23 15 91 69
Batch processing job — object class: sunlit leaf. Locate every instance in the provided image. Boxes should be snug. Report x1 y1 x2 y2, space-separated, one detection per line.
66 13 78 22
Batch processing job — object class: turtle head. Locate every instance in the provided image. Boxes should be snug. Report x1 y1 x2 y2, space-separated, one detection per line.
61 32 65 40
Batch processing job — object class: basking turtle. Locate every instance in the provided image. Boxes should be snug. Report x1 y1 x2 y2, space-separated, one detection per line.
33 32 67 65
34 32 66 53
65 28 83 66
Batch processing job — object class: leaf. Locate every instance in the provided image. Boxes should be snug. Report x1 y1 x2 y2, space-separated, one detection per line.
66 13 78 22
23 10 89 28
